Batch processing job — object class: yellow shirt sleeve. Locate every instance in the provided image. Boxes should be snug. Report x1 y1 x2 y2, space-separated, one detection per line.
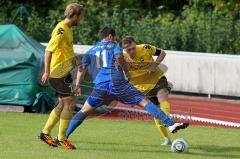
142 44 157 56
46 27 65 53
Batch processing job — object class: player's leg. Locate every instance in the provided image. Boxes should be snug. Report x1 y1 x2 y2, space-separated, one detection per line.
39 98 63 147
160 101 172 145
138 98 174 125
66 101 95 138
42 98 63 134
148 95 171 142
55 96 76 149
148 77 172 145
149 96 171 145
154 118 171 145
114 81 173 126
148 95 171 143
116 81 188 133
138 98 188 133
154 100 172 145
38 74 73 147
66 82 109 138
66 93 117 138
47 74 76 149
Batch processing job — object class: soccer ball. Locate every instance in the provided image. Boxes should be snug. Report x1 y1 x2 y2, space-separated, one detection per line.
171 138 189 153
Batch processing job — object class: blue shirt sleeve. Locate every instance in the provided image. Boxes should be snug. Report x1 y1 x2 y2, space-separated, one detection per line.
114 43 123 55
82 52 91 68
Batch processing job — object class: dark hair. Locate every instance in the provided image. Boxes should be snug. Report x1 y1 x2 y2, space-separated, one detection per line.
121 36 136 49
99 27 116 38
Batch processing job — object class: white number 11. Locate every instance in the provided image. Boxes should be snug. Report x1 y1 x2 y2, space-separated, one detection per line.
96 50 107 68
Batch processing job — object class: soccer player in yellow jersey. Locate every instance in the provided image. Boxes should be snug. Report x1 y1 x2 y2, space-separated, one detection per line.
122 36 172 146
38 3 84 150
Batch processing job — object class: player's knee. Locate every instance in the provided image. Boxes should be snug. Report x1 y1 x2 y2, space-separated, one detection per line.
55 97 64 110
138 98 151 108
157 88 169 102
61 96 76 111
80 101 95 115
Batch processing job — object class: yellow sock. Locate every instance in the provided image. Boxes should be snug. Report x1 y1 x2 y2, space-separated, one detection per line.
42 107 61 134
159 126 170 140
154 118 170 140
58 109 73 141
154 100 171 140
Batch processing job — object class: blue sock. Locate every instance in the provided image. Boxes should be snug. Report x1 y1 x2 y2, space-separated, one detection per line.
145 102 174 127
66 111 85 138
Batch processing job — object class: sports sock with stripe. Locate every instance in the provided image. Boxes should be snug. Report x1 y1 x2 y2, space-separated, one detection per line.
42 107 61 134
66 111 85 138
145 102 174 127
58 109 74 141
154 118 170 140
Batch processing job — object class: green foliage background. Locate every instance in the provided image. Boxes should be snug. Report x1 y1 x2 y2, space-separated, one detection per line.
0 0 240 54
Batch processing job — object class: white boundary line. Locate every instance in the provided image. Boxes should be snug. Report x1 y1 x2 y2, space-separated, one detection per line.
169 114 240 128
112 106 240 128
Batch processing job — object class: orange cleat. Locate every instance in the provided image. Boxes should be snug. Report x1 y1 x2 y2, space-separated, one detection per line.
54 137 76 150
38 132 58 147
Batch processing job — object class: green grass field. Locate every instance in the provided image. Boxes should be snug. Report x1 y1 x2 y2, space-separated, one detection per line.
0 112 239 159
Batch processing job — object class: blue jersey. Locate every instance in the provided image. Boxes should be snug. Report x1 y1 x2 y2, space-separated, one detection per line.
82 40 125 84
82 47 99 80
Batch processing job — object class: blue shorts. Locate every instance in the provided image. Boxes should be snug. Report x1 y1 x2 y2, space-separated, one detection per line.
87 80 145 108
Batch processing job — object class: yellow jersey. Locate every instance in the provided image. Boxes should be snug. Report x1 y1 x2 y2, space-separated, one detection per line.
124 44 165 94
46 21 74 78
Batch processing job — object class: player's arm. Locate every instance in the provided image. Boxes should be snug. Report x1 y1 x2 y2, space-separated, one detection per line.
41 51 52 84
74 67 87 96
74 53 91 96
42 27 65 83
154 48 166 65
76 68 86 85
115 54 131 79
114 43 131 79
148 45 166 74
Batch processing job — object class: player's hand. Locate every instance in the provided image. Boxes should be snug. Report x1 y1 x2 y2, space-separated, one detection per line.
125 59 132 69
148 63 158 74
41 72 49 84
74 85 81 96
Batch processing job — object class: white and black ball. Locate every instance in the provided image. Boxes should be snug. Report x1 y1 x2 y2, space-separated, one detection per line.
171 138 189 153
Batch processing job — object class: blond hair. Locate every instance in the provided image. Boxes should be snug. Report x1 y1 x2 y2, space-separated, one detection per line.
64 3 84 18
121 36 136 49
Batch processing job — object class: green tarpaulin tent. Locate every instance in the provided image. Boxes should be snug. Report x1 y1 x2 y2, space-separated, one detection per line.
0 24 52 106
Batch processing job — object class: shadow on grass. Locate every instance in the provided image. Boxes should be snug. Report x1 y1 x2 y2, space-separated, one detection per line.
191 144 240 153
75 141 240 158
75 140 171 154
189 144 240 159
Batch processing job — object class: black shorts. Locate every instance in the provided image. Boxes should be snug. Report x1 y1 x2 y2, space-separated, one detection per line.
146 76 169 105
49 74 73 97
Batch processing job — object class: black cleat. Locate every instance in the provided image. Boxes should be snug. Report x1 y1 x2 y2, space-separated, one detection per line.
168 123 189 133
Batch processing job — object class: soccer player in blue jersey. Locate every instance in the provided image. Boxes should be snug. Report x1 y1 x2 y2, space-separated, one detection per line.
65 27 189 142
